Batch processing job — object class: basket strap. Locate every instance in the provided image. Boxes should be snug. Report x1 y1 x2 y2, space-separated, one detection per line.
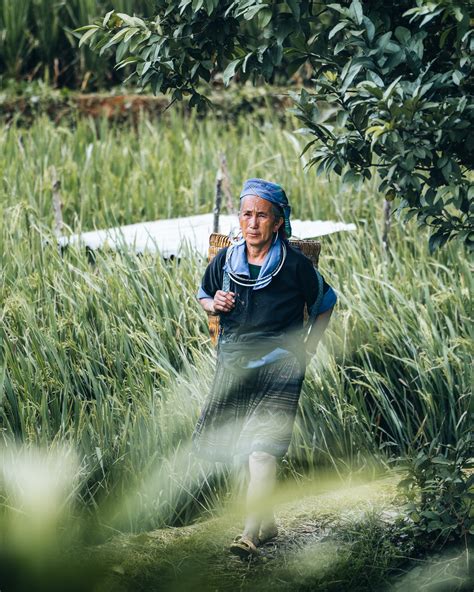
222 270 230 292
217 247 233 342
222 245 233 292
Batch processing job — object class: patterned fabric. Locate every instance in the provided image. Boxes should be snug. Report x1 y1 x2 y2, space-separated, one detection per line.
192 353 305 463
240 178 292 238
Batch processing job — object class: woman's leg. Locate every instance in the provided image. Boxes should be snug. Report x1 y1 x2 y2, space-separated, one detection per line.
241 450 277 545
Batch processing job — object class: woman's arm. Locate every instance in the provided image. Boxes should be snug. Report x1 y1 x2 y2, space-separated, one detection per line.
305 307 334 359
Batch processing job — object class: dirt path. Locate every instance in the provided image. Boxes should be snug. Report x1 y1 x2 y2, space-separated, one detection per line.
85 476 404 592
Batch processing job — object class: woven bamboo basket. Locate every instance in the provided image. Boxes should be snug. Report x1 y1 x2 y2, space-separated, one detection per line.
207 233 321 345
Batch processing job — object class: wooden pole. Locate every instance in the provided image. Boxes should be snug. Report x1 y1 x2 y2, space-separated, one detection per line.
382 199 391 252
51 166 63 239
219 153 235 215
213 165 223 234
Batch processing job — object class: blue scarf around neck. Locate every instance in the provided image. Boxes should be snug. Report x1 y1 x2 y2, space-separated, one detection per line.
223 236 283 290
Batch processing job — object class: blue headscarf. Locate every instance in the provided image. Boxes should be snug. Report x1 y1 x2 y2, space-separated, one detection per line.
239 178 292 238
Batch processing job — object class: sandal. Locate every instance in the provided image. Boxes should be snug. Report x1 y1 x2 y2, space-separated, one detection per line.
229 535 258 559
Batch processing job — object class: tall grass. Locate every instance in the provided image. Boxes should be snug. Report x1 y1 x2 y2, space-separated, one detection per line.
1 110 472 534
293 229 472 467
0 0 156 88
0 0 31 79
0 109 350 229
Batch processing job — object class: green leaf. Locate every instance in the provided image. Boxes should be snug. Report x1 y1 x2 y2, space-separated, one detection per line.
222 58 241 86
103 10 114 27
287 0 301 21
395 26 411 45
140 61 152 76
358 81 383 98
116 13 146 29
452 70 463 85
116 56 140 71
300 139 317 157
341 63 362 93
328 21 347 40
429 229 451 252
366 70 384 86
286 56 308 77
294 128 314 136
243 5 265 20
376 31 392 51
327 4 346 15
179 0 192 14
116 39 129 63
291 32 309 53
99 28 129 54
123 27 139 42
242 52 253 73
75 25 100 33
258 7 272 28
79 27 99 48
275 20 296 46
363 16 375 42
385 49 405 72
342 169 361 183
383 76 402 101
350 0 363 25
336 110 348 127
426 521 444 532
205 0 216 13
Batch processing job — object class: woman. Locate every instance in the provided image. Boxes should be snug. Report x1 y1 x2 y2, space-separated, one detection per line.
193 178 337 558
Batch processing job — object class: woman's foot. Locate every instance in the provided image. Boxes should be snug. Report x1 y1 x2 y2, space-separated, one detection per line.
258 521 278 546
229 535 259 559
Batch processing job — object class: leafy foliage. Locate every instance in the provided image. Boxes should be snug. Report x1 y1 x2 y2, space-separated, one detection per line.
290 1 473 252
398 436 474 549
81 1 473 248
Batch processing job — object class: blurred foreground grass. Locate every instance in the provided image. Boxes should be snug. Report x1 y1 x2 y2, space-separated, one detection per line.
1 468 471 592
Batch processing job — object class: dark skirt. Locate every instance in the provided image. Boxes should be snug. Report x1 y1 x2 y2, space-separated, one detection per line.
192 353 305 463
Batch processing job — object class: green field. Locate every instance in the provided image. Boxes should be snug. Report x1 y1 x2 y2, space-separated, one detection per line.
0 0 156 88
1 108 472 589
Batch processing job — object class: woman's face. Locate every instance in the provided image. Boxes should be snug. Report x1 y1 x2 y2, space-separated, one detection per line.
239 195 283 250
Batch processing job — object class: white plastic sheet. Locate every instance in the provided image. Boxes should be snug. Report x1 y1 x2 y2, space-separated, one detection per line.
58 213 356 257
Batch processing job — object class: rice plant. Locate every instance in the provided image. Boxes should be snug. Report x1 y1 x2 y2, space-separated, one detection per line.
0 0 159 87
0 109 349 230
0 0 31 79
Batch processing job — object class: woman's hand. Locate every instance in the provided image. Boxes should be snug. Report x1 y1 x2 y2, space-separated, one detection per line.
212 290 236 313
199 292 235 315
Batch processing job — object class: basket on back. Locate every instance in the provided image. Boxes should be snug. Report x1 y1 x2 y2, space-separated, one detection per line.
207 233 321 345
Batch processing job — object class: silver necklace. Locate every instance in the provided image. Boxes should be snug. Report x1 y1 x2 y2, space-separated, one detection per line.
226 241 287 288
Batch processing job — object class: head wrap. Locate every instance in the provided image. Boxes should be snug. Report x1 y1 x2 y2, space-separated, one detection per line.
239 178 292 238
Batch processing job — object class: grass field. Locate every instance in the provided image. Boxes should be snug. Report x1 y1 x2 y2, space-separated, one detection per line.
0 0 156 88
0 108 472 589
